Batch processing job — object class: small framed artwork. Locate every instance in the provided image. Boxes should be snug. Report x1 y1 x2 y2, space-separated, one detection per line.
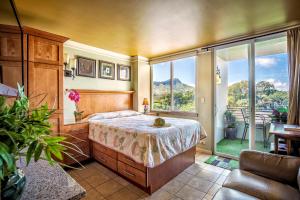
76 56 96 78
117 64 131 81
99 60 115 80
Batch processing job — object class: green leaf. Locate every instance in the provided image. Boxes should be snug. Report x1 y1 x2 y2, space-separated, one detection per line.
0 142 14 171
44 136 66 144
0 165 3 179
34 144 43 162
48 145 63 160
0 96 6 111
44 147 54 165
26 141 37 165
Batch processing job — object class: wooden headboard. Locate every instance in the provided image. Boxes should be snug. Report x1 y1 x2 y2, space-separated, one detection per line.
71 89 134 118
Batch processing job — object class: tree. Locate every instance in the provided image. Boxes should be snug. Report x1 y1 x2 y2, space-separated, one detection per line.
228 81 248 107
256 81 275 96
228 80 288 109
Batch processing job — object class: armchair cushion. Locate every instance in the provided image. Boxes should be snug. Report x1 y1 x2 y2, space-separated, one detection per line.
213 187 259 200
223 169 300 200
298 168 300 190
239 150 300 187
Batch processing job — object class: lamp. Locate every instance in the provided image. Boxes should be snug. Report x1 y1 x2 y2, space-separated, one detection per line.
216 66 222 85
64 53 76 80
142 98 149 114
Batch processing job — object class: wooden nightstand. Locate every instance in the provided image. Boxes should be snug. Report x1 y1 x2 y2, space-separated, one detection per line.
62 122 90 165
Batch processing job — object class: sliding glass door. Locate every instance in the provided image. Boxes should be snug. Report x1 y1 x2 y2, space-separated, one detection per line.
214 43 251 158
254 36 289 152
214 33 288 158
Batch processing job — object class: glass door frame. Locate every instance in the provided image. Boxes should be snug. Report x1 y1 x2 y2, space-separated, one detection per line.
213 33 287 159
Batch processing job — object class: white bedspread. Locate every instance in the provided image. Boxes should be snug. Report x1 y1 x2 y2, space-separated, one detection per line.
89 115 206 168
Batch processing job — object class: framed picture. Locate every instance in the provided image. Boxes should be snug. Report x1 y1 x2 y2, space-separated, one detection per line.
117 64 131 81
76 56 96 78
99 60 115 80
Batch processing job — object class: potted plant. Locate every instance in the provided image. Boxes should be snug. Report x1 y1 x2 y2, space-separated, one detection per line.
0 85 82 200
271 107 288 123
68 90 84 122
224 110 237 139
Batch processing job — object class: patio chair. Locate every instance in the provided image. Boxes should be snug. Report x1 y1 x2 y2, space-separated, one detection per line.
240 108 270 147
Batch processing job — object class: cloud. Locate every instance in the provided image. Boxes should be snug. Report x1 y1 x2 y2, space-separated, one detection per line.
255 58 277 68
265 78 288 91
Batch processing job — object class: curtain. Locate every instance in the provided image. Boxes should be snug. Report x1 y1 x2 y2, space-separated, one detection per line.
287 28 300 125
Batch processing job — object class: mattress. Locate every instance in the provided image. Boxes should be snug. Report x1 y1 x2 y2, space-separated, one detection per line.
88 113 206 168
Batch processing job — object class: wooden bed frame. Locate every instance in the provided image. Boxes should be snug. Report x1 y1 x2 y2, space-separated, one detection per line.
92 141 195 194
75 89 196 194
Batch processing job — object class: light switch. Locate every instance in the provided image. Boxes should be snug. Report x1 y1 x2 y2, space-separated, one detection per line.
200 97 205 103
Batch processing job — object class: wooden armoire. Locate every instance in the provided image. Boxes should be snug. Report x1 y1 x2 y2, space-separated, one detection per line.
0 24 68 133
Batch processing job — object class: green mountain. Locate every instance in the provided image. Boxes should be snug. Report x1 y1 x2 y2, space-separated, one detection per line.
153 78 194 95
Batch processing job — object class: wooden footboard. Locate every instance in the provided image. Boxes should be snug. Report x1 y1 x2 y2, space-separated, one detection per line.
91 141 195 194
147 146 195 193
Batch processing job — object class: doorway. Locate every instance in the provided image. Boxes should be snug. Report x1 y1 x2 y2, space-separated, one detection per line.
214 33 289 158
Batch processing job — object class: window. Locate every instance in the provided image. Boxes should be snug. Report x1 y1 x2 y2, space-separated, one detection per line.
151 56 196 112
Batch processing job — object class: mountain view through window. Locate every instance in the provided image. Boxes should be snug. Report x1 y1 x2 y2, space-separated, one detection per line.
152 57 196 112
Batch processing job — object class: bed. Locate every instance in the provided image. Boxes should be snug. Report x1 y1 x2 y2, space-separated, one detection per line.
75 89 207 193
88 110 206 193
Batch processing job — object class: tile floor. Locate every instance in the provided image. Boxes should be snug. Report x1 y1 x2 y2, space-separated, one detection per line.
67 153 230 200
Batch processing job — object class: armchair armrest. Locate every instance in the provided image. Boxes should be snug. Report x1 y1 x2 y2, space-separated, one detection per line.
240 150 300 187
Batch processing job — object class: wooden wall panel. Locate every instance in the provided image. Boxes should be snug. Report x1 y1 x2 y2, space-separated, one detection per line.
28 62 63 110
0 28 23 91
0 32 22 61
28 35 63 65
27 33 66 132
0 61 22 88
49 116 59 134
74 90 134 118
0 25 68 134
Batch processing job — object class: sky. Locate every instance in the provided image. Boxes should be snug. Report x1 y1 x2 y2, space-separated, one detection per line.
227 53 289 91
152 57 196 86
152 51 289 91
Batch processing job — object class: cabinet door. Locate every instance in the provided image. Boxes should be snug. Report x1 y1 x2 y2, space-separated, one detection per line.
28 62 63 111
49 113 63 134
0 61 22 88
28 35 63 65
28 62 63 133
0 32 22 61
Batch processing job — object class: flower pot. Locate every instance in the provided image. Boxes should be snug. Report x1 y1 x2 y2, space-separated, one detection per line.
74 113 82 122
225 127 237 140
1 169 26 200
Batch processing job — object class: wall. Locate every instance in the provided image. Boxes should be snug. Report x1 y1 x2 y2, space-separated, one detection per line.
197 51 213 152
132 56 151 112
215 57 229 143
63 41 132 124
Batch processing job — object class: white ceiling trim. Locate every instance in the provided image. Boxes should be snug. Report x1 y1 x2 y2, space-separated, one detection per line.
64 40 133 62
149 49 200 65
130 56 149 64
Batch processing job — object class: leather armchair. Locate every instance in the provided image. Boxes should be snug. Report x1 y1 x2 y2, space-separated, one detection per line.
213 150 300 200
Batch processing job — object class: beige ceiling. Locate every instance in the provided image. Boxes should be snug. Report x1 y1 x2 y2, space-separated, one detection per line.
1 0 19 26
8 0 300 58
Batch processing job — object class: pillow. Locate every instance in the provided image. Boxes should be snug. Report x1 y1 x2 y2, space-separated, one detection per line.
88 112 120 121
116 110 141 117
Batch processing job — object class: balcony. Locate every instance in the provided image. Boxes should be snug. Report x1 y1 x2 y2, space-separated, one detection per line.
216 106 274 157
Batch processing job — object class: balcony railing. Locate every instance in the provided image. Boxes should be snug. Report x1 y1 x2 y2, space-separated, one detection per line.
227 106 272 123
